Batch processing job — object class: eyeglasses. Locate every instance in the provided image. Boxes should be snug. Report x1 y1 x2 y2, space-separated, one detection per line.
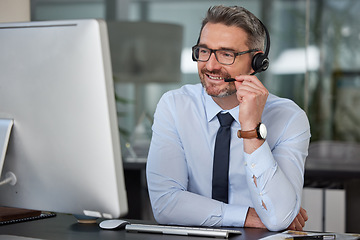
192 45 259 65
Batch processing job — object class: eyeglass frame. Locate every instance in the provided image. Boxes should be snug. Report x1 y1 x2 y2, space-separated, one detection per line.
192 45 260 65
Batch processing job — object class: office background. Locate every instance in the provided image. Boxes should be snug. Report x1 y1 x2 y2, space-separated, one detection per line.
2 0 360 234
26 0 360 144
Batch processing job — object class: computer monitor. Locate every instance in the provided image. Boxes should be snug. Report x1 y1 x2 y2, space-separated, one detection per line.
0 19 128 219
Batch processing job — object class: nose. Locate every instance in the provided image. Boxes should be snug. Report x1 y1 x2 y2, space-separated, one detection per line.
205 52 222 71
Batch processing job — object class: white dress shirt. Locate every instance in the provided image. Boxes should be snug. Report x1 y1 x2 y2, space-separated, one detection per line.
146 83 311 231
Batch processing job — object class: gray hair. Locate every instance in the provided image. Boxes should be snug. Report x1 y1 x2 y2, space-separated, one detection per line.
200 5 265 51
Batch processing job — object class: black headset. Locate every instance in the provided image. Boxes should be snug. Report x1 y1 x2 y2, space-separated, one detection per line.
192 20 270 75
251 20 270 75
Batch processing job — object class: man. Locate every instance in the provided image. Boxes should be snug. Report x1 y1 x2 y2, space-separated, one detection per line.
146 5 310 231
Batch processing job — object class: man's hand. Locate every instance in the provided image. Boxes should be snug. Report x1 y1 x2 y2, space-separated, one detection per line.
234 75 269 154
234 75 269 131
244 208 266 229
287 207 308 231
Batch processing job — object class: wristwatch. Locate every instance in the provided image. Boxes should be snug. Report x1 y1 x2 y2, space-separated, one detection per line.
237 122 267 140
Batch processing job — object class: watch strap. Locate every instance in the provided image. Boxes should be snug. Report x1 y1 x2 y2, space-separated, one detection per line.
237 129 258 139
237 122 265 139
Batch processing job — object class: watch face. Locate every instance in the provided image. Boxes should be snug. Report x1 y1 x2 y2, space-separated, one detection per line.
259 123 267 139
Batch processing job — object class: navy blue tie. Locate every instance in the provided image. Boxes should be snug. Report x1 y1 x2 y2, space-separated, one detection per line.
212 112 234 203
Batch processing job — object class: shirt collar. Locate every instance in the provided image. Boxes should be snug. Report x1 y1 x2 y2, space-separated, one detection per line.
203 88 240 124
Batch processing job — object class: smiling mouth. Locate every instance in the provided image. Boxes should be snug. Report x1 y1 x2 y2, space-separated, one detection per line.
206 74 226 81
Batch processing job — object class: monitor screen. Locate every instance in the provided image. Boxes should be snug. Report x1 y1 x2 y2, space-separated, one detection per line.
0 19 128 219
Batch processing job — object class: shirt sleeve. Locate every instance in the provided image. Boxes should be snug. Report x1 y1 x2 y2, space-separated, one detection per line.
243 110 310 231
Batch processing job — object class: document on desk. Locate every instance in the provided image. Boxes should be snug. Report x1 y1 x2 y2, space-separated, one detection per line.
259 230 359 240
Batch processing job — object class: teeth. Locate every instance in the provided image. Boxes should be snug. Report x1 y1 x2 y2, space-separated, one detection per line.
208 75 224 80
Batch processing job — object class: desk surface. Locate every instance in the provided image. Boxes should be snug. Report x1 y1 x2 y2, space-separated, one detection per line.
0 213 274 240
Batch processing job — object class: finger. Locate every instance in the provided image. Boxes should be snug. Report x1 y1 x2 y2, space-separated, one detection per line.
236 84 264 96
236 87 268 105
235 75 265 89
293 217 303 231
235 79 266 92
235 79 268 97
236 80 264 92
287 222 296 230
300 208 309 222
296 212 305 228
237 83 268 97
236 90 264 106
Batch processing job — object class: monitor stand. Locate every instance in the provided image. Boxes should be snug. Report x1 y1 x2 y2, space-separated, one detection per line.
0 119 16 186
0 120 41 224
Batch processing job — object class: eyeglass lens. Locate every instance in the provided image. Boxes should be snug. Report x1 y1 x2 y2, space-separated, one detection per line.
194 47 235 65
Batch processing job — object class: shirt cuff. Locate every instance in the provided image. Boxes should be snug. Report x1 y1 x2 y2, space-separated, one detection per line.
244 141 276 178
222 204 248 227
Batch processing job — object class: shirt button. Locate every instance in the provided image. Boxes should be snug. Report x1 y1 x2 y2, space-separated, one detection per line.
244 162 247 166
251 163 256 168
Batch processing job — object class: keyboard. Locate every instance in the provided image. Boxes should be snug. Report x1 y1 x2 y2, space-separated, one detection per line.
125 223 242 238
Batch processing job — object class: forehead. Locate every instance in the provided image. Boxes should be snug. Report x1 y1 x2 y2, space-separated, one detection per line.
199 23 248 50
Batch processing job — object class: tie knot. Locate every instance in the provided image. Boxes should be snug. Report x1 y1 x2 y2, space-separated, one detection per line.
217 112 234 127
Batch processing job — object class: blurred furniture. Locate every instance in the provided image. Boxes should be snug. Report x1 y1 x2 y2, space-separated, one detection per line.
333 71 360 142
304 141 360 233
107 21 183 84
0 0 30 23
122 160 151 221
106 21 183 161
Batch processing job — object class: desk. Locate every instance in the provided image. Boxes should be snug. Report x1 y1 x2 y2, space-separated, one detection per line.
0 213 274 240
123 159 360 233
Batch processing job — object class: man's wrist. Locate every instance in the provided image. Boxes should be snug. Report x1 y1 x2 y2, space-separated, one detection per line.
238 123 267 140
239 122 258 131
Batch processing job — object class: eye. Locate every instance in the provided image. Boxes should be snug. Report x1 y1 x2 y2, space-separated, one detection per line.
199 47 210 54
219 50 235 59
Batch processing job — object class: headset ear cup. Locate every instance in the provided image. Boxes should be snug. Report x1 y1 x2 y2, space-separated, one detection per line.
192 46 198 62
261 57 269 71
252 53 269 73
252 53 264 73
192 51 197 62
251 20 270 75
192 37 200 62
